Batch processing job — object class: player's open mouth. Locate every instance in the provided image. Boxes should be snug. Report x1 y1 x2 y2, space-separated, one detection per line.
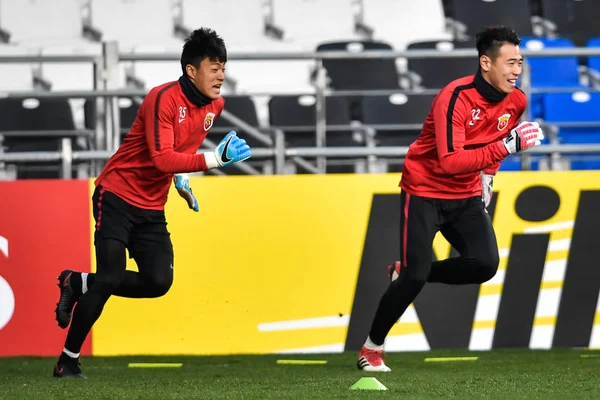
212 84 221 94
507 79 517 87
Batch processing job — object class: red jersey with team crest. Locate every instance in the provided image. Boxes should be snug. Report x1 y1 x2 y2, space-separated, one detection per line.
95 80 224 210
400 71 526 199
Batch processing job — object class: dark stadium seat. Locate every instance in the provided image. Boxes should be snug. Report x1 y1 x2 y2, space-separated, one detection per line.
406 39 478 89
269 95 359 173
0 97 83 179
359 93 434 172
211 95 264 149
451 0 534 38
269 95 356 146
316 41 400 90
360 93 434 147
84 97 140 139
540 0 600 47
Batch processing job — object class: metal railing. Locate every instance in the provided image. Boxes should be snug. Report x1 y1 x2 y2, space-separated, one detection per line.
2 45 600 178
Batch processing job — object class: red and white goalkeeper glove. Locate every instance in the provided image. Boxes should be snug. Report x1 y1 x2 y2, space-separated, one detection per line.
481 172 493 208
503 121 544 154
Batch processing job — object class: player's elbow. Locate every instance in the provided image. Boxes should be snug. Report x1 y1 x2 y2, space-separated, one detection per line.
439 155 464 175
152 154 176 173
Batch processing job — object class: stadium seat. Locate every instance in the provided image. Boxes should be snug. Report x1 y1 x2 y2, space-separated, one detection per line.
360 93 434 147
88 0 179 49
520 37 583 120
0 97 84 178
585 37 600 77
450 0 534 38
521 37 580 87
0 0 83 46
268 95 357 148
129 44 183 90
211 96 265 149
84 97 141 141
498 155 541 171
540 0 600 47
543 92 600 143
361 0 451 50
542 91 600 170
38 44 113 130
270 0 361 50
316 41 400 91
179 0 274 51
406 39 478 89
359 93 434 172
223 41 315 96
269 94 361 173
0 45 35 92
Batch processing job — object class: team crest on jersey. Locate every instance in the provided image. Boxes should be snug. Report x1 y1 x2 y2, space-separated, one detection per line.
497 113 511 131
204 112 215 131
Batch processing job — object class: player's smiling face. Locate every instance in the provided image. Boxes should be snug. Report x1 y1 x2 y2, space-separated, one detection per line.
187 58 225 100
481 43 523 94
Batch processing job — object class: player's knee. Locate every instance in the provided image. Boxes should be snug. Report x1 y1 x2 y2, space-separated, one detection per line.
148 272 173 297
405 264 429 286
474 253 499 283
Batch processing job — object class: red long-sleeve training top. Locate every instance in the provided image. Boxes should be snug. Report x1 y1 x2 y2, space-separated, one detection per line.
95 80 224 210
400 71 526 199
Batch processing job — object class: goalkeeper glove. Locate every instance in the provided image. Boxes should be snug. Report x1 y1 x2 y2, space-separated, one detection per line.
173 174 199 212
481 172 494 208
204 130 252 169
503 121 544 154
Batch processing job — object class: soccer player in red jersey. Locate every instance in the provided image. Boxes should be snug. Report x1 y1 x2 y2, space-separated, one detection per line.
52 28 251 378
357 26 544 372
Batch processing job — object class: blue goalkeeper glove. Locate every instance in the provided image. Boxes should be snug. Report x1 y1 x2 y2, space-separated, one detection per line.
173 174 199 212
204 131 252 169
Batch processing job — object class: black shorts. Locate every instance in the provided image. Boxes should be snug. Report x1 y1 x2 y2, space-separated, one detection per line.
399 190 498 280
92 186 173 261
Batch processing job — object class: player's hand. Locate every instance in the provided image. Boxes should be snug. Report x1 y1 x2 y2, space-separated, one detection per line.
503 121 544 154
173 174 199 212
481 172 494 208
213 131 252 168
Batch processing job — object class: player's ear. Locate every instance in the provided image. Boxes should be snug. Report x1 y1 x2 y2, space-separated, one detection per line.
479 55 492 72
185 64 197 80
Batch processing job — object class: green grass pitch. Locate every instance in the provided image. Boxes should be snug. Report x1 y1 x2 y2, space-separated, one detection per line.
1 349 599 399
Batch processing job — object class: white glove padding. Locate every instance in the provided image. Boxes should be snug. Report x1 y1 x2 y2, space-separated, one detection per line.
481 172 494 208
503 121 544 154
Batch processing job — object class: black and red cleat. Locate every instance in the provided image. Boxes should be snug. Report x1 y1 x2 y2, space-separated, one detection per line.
53 357 87 379
54 270 79 329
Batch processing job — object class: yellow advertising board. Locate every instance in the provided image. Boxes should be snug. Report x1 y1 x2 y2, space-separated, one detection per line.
90 171 600 355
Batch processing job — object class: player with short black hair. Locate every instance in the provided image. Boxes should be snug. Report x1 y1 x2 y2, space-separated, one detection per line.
357 26 544 372
52 27 251 378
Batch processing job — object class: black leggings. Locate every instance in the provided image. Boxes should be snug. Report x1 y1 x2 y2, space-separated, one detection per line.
368 191 500 345
64 188 174 354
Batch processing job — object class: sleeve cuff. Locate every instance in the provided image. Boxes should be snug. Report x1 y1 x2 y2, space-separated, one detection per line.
203 151 220 169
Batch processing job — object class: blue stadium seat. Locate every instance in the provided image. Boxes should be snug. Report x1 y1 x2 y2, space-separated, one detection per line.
586 37 600 74
520 37 583 120
543 92 600 170
499 155 540 171
521 37 580 87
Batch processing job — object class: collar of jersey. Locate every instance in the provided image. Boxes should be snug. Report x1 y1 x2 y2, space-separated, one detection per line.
178 75 214 107
473 69 507 103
